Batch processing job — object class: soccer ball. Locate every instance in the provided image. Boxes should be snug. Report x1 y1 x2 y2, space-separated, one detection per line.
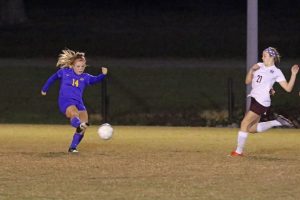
98 123 113 140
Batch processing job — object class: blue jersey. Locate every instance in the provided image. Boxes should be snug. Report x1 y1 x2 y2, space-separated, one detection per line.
42 67 106 101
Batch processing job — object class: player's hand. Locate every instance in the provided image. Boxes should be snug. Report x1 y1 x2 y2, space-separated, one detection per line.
251 64 260 71
269 88 275 96
291 64 299 75
41 91 47 96
101 67 108 75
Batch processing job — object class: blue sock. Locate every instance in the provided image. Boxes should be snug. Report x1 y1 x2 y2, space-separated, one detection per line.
79 133 84 143
79 132 84 143
70 117 81 128
70 133 83 149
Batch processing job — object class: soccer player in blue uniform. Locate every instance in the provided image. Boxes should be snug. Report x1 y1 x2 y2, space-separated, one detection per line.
41 49 108 153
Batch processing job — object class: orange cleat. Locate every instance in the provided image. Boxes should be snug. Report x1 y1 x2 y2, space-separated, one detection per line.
230 151 243 157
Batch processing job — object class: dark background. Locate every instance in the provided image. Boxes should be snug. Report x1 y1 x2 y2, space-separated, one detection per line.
1 0 300 58
0 0 300 126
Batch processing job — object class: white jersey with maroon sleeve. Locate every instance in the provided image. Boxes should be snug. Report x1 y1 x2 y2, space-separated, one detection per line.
249 62 286 107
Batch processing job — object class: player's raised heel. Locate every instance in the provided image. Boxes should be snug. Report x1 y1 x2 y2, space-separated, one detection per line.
230 151 243 157
276 115 294 127
76 122 90 133
68 148 79 153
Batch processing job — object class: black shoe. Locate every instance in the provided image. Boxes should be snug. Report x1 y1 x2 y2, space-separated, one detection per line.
68 148 79 153
76 122 90 133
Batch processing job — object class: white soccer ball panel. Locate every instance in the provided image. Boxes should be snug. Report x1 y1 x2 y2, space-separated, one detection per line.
98 123 113 140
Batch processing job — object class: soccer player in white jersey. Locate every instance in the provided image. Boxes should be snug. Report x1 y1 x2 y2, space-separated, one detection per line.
231 47 299 156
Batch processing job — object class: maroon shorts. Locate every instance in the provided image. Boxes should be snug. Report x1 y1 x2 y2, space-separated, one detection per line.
249 97 269 115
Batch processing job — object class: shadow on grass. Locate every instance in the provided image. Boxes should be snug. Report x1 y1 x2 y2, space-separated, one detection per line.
38 152 69 157
18 152 68 157
247 155 297 162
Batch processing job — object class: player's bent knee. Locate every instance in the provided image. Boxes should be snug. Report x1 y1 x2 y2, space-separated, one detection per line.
67 111 79 119
71 112 79 118
248 130 257 134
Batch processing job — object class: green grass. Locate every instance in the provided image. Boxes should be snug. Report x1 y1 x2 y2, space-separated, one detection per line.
0 125 300 200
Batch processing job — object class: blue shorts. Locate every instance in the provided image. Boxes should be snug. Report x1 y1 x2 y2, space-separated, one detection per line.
58 98 86 115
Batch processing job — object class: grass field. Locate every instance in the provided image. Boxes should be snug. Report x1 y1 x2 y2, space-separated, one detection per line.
0 125 300 200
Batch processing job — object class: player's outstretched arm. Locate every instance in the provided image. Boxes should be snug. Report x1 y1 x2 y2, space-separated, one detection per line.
279 64 299 92
88 67 108 85
245 63 259 84
41 73 60 95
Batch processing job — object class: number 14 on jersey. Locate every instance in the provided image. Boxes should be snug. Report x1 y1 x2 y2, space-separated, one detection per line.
72 79 79 87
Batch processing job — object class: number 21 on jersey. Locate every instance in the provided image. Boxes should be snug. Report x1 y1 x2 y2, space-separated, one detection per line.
72 79 79 87
256 75 262 83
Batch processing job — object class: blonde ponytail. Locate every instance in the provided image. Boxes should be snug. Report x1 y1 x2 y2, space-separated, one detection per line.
56 49 86 68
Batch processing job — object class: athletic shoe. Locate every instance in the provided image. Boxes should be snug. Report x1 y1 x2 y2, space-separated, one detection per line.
76 122 90 133
230 151 243 157
68 148 79 153
276 115 294 127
